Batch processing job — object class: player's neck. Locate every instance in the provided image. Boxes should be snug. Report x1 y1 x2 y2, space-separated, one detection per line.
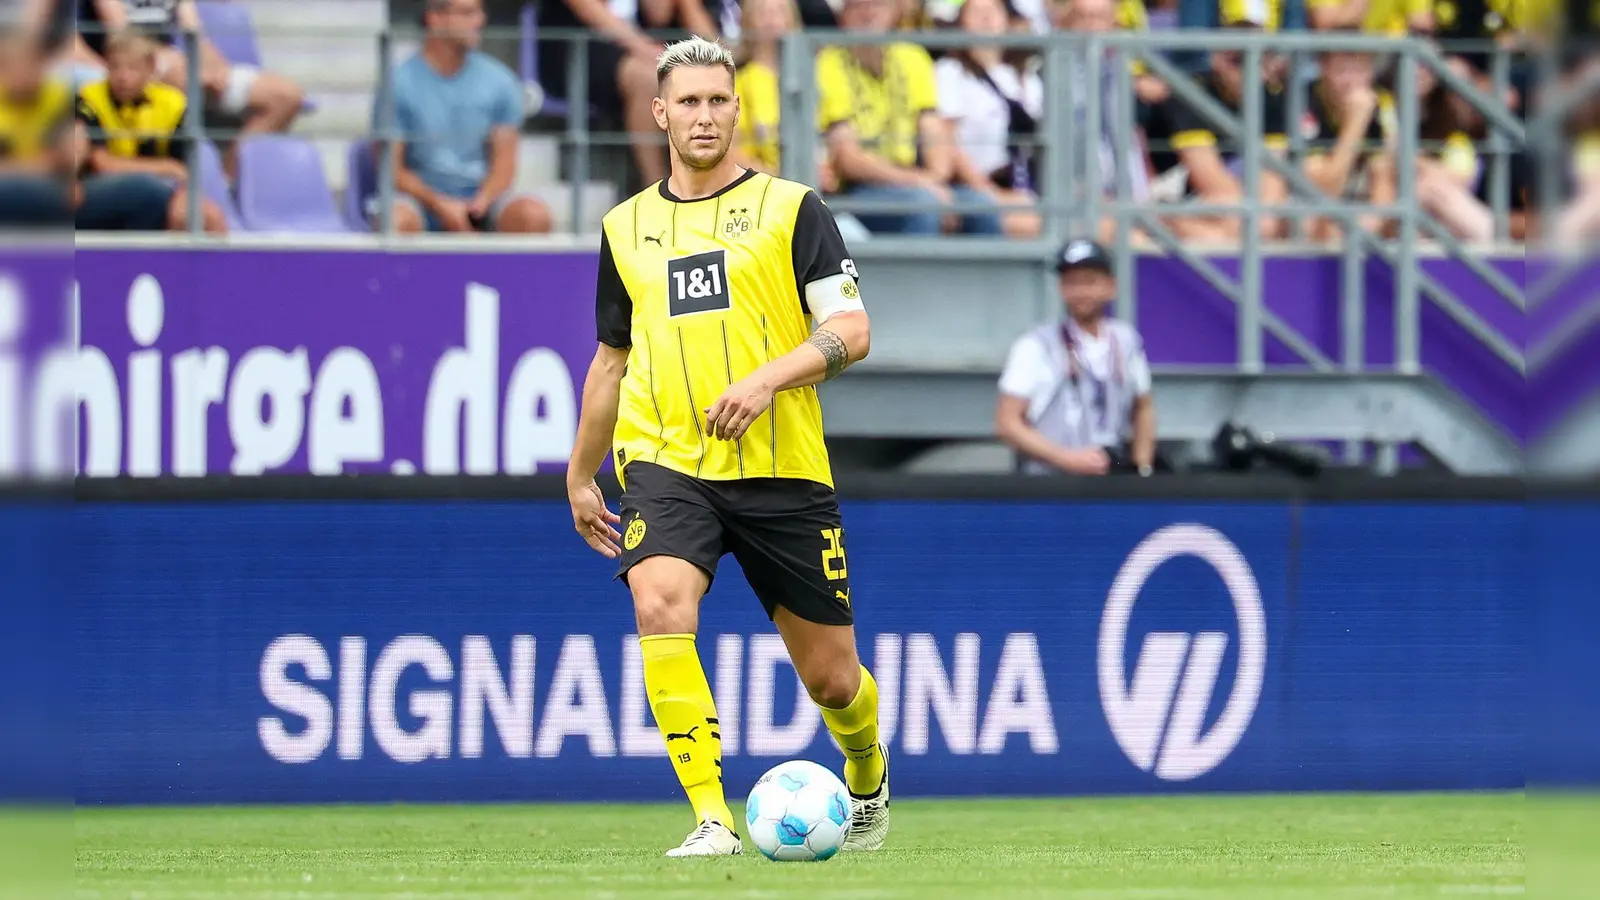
667 161 748 202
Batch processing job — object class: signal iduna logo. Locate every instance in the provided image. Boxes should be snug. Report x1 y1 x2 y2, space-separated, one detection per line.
1098 524 1266 782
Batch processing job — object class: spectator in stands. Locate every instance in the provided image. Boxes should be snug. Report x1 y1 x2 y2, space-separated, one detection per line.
382 0 552 234
1552 57 1600 246
1054 0 1155 241
536 0 717 190
995 239 1157 477
818 0 1003 235
1431 0 1507 78
1111 0 1172 106
1411 56 1496 241
1307 0 1431 34
0 26 74 225
730 0 872 241
1301 42 1398 240
77 1 305 156
937 0 1044 237
76 30 224 232
1154 5 1290 242
731 0 793 178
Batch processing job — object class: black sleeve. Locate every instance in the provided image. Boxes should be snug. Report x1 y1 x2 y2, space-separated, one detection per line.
789 190 857 314
595 231 633 349
1261 87 1290 141
74 97 104 147
1163 93 1213 144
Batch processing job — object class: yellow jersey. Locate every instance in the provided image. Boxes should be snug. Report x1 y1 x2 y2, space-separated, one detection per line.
734 61 781 173
75 80 188 160
815 43 938 172
1307 0 1430 34
596 170 860 489
0 79 72 161
1220 0 1284 30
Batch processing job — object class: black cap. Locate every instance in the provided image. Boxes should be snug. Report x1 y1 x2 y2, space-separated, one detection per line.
1055 239 1114 275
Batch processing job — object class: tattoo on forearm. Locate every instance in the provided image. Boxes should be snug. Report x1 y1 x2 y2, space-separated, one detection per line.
807 329 851 381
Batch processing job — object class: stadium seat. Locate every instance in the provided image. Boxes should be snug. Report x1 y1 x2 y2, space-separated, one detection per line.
343 139 375 232
196 140 247 232
195 2 316 112
237 136 353 233
519 3 567 118
195 2 263 67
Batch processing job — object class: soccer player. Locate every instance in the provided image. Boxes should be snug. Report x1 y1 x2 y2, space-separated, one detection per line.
565 36 888 859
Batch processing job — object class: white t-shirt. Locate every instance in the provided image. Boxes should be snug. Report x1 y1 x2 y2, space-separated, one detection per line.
935 57 1044 179
999 318 1153 458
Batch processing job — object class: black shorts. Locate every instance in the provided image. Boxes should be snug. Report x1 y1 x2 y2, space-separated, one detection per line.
616 462 854 627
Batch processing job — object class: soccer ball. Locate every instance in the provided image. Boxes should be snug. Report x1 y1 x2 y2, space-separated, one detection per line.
744 760 852 862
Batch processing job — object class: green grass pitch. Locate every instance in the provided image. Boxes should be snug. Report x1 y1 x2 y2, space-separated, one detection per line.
73 793 1524 899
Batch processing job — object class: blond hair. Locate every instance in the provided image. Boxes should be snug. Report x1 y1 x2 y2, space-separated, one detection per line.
656 35 737 88
103 30 159 64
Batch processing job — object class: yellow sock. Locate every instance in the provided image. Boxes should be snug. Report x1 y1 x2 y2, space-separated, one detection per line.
639 634 733 828
819 665 885 796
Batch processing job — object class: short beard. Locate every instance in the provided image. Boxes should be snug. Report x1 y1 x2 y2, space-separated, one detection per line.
672 134 730 172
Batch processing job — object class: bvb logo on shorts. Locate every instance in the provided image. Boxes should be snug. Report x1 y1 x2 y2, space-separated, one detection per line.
841 279 859 300
624 517 648 551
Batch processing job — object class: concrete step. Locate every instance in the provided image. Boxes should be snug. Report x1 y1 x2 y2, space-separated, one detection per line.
236 0 388 33
315 138 353 192
295 90 376 137
518 135 561 183
257 37 384 92
525 180 617 233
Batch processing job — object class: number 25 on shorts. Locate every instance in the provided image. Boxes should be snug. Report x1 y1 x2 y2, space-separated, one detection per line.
820 528 848 581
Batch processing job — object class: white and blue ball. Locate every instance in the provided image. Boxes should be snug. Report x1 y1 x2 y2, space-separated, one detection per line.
744 760 852 862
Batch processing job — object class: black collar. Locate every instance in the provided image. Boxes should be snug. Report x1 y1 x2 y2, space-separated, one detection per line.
658 167 758 203
110 87 153 108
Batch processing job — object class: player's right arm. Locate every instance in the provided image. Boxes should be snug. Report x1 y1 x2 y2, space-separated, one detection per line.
568 231 630 558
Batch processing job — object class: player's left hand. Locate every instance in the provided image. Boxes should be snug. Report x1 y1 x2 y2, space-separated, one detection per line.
705 377 775 441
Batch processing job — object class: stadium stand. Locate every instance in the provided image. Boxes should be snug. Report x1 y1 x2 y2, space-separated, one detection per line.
40 0 1592 473
63 0 1563 246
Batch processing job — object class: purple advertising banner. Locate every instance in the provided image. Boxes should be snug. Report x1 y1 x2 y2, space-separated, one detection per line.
1134 255 1532 442
52 247 1594 475
72 249 597 477
0 248 74 477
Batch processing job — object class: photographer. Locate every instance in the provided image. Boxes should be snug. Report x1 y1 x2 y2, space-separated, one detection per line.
994 239 1159 476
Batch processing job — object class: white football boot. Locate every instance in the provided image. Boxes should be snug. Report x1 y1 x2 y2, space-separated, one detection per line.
664 818 743 858
842 744 890 852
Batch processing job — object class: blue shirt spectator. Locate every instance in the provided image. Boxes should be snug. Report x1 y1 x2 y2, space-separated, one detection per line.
391 49 522 199
376 0 550 234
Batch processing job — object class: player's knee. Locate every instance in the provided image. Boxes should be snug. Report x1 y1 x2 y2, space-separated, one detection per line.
632 585 699 635
804 666 861 710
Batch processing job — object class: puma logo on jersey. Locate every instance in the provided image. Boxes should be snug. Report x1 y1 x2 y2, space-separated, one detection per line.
643 232 664 247
665 726 699 743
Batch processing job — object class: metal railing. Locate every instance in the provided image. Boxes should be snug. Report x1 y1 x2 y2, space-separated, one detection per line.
56 23 1590 384
776 28 1556 383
